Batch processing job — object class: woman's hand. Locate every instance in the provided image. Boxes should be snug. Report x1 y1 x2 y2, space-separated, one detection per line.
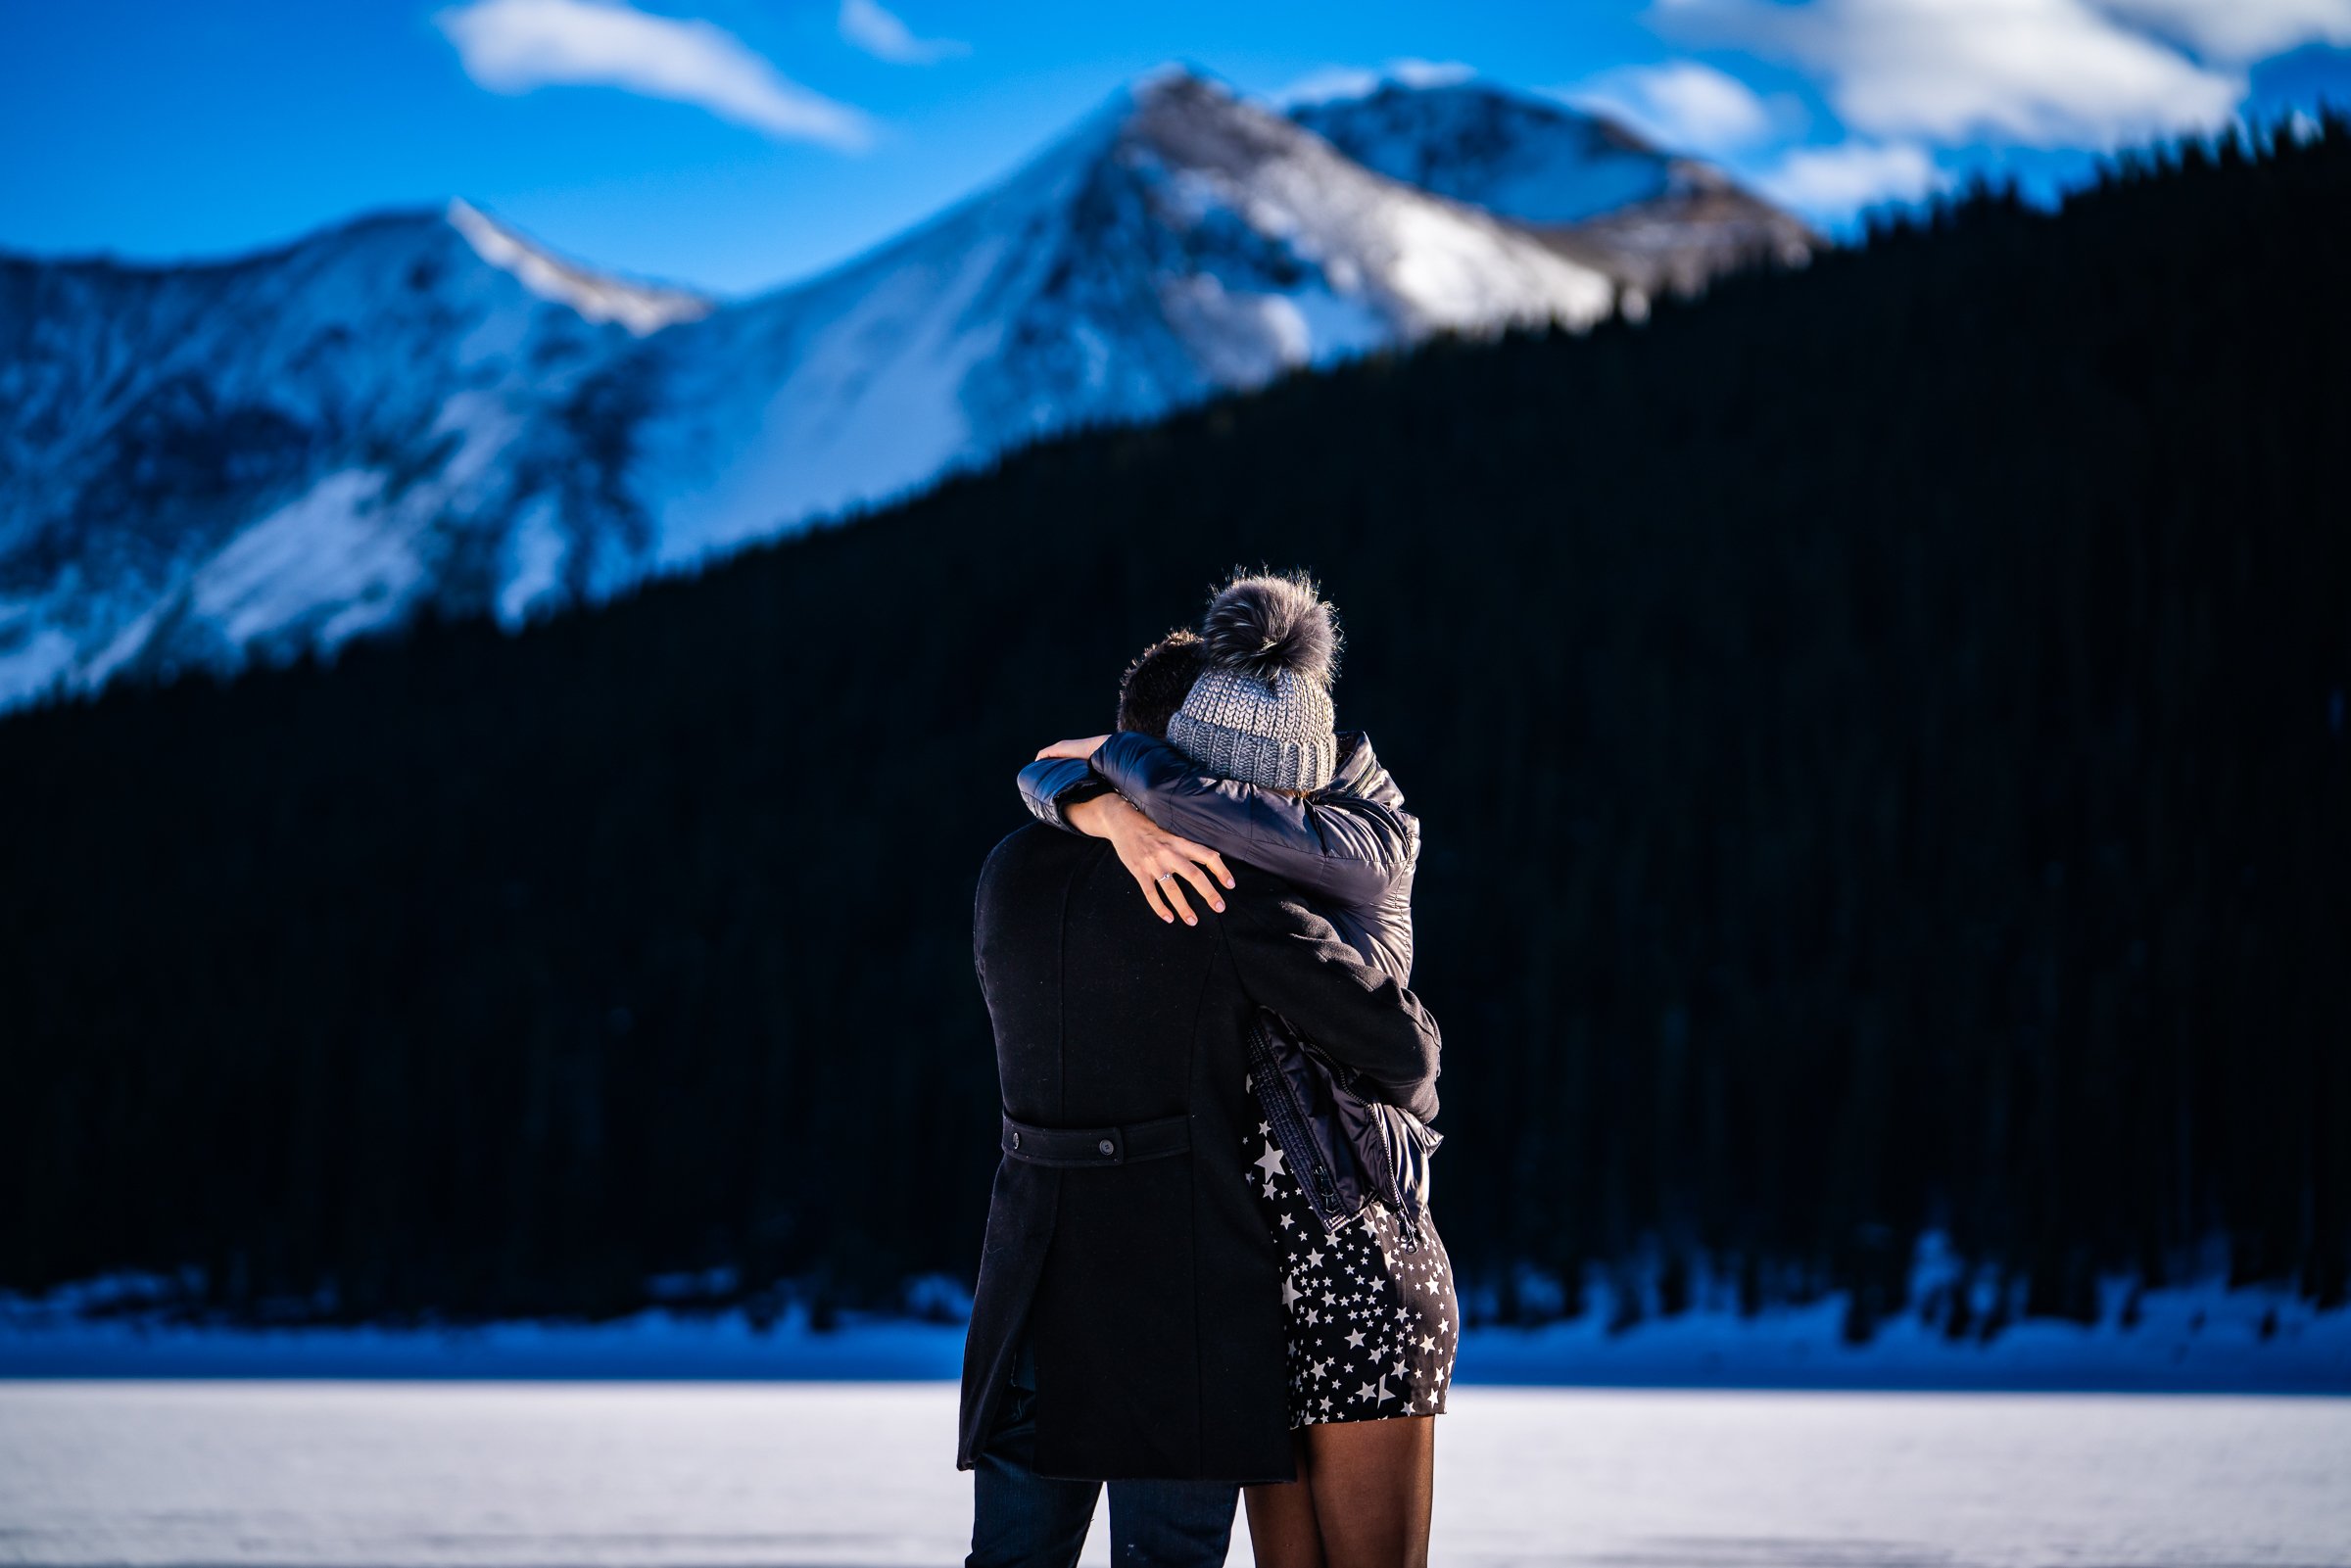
1034 734 1111 762
1066 793 1236 927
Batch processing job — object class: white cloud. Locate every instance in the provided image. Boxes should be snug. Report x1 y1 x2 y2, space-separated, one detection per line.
1388 58 1476 89
1753 139 1946 215
1276 58 1475 106
1277 66 1381 105
2093 0 2351 62
1655 0 2243 148
435 0 872 148
838 0 968 66
1564 60 1783 154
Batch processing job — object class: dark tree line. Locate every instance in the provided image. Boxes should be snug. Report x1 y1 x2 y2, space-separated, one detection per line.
2 121 2345 1338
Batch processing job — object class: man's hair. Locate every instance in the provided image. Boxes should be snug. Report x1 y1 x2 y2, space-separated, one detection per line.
1116 629 1208 739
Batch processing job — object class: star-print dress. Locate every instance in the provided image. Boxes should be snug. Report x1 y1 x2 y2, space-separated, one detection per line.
1244 1117 1458 1428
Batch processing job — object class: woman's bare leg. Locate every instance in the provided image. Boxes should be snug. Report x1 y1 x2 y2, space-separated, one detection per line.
1243 1433 1326 1568
1300 1415 1434 1568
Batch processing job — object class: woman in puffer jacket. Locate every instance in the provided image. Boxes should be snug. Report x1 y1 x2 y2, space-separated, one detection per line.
1017 572 1455 1568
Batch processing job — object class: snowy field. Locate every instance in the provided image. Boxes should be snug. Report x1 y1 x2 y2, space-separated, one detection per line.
2 1380 2347 1568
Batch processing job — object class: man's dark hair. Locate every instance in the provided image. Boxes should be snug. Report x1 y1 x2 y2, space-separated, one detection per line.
1116 629 1208 738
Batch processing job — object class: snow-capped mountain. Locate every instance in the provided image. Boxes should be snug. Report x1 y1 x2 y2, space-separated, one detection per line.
1292 79 1816 301
0 201 706 701
620 70 1616 566
0 69 1797 711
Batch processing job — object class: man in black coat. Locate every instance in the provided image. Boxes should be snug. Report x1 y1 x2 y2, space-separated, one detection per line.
960 633 1443 1566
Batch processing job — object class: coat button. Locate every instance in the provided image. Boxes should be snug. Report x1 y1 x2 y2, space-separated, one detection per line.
1097 1139 1116 1156
1012 1131 1022 1149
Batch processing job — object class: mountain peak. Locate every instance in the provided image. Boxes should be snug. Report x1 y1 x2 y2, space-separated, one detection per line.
1289 77 1673 226
445 200 709 337
620 57 1617 569
1128 60 1227 100
1288 73 1815 300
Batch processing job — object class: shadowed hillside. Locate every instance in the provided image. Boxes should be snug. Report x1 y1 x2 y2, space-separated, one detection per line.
3 120 2345 1337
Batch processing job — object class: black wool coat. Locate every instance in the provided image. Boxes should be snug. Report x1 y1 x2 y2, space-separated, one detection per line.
958 824 1443 1483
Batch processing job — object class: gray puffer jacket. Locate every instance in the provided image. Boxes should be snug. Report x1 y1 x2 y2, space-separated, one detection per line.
1018 731 1418 987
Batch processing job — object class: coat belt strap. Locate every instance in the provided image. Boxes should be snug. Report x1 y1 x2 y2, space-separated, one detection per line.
1001 1112 1191 1167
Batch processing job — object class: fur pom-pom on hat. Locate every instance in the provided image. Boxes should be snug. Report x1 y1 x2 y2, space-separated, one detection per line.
1199 572 1339 689
1166 571 1343 792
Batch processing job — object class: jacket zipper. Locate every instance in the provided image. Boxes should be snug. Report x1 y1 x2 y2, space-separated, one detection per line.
1246 1013 1348 1235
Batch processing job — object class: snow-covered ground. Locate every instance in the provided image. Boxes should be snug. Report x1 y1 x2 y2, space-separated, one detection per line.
1 1380 2344 1567
5 1257 2345 1391
6 1247 2345 1563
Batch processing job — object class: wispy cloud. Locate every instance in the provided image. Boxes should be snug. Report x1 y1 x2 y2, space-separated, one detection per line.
2095 0 2351 63
1753 139 1945 216
435 0 872 149
1388 58 1477 88
1276 58 1475 107
1563 60 1788 154
838 0 968 66
1655 0 2241 148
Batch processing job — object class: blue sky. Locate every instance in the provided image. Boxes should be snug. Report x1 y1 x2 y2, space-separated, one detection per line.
5 0 2348 298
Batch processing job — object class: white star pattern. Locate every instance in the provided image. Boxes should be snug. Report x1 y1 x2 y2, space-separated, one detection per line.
1245 1123 1457 1429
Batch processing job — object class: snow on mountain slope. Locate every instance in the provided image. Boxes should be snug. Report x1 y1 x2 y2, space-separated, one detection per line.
0 207 710 707
446 199 707 336
623 70 1616 567
1292 78 1817 301
1290 76 1680 225
0 70 1629 711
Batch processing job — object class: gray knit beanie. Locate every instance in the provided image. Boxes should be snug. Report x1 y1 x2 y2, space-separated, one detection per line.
1165 573 1340 792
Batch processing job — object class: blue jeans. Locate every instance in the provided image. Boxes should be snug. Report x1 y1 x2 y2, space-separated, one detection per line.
968 1341 1238 1568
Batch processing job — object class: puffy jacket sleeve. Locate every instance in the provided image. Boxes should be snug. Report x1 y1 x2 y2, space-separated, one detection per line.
1089 732 1406 909
1219 869 1440 1120
1016 757 1112 832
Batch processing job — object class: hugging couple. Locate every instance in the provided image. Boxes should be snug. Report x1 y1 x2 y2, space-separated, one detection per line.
960 572 1455 1568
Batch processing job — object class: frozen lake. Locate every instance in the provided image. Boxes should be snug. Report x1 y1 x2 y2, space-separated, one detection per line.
2 1381 2347 1567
